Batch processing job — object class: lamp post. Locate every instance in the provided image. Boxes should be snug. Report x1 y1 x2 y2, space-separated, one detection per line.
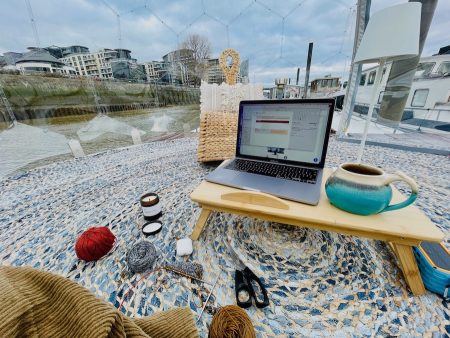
352 2 422 163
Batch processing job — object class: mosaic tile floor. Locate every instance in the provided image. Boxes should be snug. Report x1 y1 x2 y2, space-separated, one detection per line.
0 137 449 337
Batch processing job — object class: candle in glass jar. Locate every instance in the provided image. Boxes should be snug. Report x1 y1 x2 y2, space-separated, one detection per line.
140 193 162 221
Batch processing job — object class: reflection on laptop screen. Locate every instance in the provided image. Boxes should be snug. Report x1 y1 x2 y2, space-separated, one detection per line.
238 102 331 164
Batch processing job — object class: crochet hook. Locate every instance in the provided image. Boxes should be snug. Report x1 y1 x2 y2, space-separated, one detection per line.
197 272 220 322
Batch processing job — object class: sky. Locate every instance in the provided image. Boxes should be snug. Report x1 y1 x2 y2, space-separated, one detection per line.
0 0 448 85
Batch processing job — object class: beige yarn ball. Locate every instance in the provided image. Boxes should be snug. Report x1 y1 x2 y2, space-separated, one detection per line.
209 305 256 338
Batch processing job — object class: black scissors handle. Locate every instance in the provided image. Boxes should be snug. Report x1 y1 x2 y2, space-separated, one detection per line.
235 267 270 309
235 269 253 308
243 267 270 308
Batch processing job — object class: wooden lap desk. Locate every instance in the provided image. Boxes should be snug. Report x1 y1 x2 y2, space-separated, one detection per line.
190 168 445 296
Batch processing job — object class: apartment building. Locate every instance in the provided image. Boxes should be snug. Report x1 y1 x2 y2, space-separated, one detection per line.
205 58 249 84
44 45 90 59
60 49 113 78
162 49 195 85
205 58 225 84
143 61 169 83
60 48 135 79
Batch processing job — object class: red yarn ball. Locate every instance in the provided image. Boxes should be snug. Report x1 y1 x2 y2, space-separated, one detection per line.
75 227 116 261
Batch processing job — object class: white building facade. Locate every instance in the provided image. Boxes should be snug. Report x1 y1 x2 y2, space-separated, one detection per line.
15 50 76 75
60 49 117 78
143 61 167 83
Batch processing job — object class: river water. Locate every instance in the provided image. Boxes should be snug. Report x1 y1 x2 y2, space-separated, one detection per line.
0 105 200 177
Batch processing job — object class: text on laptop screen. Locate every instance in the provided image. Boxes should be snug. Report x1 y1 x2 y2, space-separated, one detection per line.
238 102 330 164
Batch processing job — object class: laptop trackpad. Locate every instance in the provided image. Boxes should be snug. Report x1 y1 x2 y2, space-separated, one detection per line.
206 169 321 204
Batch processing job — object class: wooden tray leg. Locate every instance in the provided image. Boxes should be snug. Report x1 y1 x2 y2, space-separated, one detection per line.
392 242 426 296
191 208 212 241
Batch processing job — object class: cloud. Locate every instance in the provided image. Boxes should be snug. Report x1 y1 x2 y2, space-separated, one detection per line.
1 0 448 85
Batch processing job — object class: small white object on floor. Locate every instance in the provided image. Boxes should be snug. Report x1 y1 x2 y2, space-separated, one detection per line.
131 128 142 145
68 139 85 158
176 238 193 256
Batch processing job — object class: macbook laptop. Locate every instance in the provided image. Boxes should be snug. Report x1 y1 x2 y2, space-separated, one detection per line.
205 99 335 205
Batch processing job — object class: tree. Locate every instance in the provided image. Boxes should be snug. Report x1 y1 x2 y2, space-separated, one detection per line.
181 33 212 86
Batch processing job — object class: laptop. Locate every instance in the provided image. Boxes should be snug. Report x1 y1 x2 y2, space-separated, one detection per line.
205 99 335 205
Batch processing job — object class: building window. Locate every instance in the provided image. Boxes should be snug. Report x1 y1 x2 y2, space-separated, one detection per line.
378 91 384 104
411 89 429 107
359 74 366 86
437 62 450 76
24 66 50 72
415 62 436 78
367 71 376 85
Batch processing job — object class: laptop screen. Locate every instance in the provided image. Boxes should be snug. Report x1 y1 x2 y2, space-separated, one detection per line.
236 100 334 167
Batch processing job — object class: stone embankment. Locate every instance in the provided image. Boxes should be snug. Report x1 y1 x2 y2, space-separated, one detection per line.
0 74 200 121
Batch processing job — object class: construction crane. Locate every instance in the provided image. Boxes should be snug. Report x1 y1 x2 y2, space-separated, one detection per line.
25 0 40 48
101 0 122 50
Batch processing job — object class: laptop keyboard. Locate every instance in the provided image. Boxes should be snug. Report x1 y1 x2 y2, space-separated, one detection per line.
225 159 318 184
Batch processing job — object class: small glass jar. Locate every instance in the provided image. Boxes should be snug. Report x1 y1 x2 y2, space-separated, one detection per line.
140 193 162 221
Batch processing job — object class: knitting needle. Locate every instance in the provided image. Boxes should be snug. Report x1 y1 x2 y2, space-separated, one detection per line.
163 265 210 285
197 272 220 322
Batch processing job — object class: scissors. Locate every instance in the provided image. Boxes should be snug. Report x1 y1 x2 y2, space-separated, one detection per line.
225 240 270 309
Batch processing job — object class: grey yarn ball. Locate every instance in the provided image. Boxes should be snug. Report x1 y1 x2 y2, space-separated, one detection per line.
126 241 157 273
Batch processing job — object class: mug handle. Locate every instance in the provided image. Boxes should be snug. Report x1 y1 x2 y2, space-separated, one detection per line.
383 171 418 212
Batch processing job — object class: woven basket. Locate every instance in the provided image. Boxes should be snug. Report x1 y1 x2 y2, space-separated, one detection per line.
413 242 450 297
197 111 238 162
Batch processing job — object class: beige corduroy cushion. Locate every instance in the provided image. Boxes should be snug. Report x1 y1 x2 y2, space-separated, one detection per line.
0 265 199 338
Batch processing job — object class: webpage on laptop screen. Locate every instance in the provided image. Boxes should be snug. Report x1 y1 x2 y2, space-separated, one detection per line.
239 103 330 164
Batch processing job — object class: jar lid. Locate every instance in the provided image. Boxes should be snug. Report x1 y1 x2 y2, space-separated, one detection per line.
142 221 162 236
140 193 159 207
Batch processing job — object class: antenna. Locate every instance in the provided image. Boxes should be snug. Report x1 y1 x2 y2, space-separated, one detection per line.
117 13 122 50
25 0 40 48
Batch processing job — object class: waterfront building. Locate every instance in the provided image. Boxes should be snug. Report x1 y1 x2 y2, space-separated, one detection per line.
15 49 76 75
310 75 341 98
162 49 195 85
109 49 144 81
240 59 249 83
110 60 130 79
112 61 146 82
60 48 136 79
129 63 147 82
3 52 23 65
143 61 169 83
204 58 249 84
60 49 113 78
205 58 225 84
29 45 90 59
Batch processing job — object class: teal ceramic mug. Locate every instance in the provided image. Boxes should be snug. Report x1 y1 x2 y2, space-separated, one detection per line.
325 163 418 216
